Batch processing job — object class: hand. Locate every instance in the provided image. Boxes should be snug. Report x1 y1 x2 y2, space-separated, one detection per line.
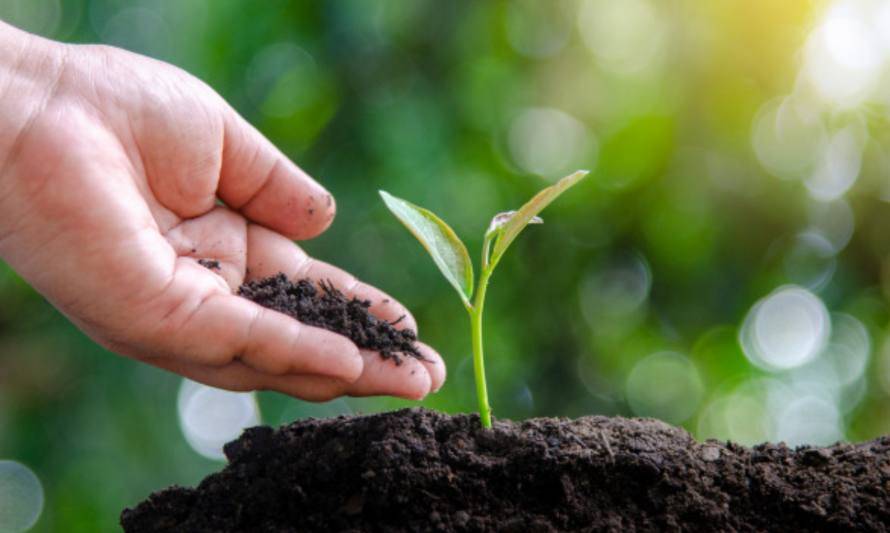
0 22 444 401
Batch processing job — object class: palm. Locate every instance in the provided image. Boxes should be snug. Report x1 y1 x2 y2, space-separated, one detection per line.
0 43 443 401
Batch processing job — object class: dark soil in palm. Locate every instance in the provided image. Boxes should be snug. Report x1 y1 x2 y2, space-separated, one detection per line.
237 273 422 364
122 408 890 532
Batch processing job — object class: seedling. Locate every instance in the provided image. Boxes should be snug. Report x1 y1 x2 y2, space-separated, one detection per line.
380 170 588 428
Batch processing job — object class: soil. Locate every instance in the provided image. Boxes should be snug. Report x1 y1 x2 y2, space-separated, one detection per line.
121 408 890 532
237 274 422 364
197 258 221 271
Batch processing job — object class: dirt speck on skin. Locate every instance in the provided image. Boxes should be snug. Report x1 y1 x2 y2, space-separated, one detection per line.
197 259 221 271
238 273 423 364
121 408 890 532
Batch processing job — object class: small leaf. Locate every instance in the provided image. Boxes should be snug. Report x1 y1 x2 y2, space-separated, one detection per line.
380 191 474 305
490 170 589 264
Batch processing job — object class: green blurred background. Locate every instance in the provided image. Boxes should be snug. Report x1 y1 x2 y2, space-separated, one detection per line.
3 0 890 530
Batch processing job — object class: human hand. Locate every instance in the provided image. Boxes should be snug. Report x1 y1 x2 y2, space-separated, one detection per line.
0 22 444 401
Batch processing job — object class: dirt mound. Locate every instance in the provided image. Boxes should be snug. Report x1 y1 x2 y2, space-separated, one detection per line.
121 408 890 532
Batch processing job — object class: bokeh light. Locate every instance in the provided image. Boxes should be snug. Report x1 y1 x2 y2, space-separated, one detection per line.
579 252 652 337
775 395 843 446
508 107 593 177
0 460 44 532
177 380 260 461
802 0 884 107
822 313 871 386
577 0 666 76
505 0 573 59
625 351 703 424
783 231 837 291
751 96 826 181
246 43 322 118
807 199 854 253
721 308 869 445
706 379 781 445
804 123 865 201
740 286 830 371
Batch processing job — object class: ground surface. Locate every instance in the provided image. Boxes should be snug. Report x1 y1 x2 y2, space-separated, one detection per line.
122 408 890 532
238 274 422 364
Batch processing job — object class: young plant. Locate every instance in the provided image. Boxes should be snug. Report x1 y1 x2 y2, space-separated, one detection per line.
380 170 588 428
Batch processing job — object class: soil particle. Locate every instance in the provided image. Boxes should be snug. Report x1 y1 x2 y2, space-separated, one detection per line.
197 259 220 271
122 408 890 532
701 444 721 462
237 274 422 364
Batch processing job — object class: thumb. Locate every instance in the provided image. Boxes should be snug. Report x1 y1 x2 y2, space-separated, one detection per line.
217 109 336 240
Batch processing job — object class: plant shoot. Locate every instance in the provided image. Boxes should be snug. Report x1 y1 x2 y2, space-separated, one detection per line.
380 170 589 428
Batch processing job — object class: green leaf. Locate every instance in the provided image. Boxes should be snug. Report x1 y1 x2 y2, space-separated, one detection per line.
379 190 474 306
490 170 589 265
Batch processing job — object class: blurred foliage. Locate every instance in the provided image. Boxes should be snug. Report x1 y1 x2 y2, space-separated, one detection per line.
2 0 890 531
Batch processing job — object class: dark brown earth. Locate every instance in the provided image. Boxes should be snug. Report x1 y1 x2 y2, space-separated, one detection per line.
121 408 890 532
197 258 221 271
238 273 422 364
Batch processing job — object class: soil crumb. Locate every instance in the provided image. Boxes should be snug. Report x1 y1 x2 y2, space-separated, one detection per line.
197 259 221 271
238 273 422 364
122 408 890 532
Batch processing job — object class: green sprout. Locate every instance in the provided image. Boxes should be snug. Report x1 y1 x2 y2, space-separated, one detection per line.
380 170 589 428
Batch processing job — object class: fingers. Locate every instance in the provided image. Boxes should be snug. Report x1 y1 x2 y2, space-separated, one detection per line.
152 348 440 402
339 349 431 400
218 109 335 240
146 259 363 383
415 342 446 393
245 224 418 332
251 349 433 401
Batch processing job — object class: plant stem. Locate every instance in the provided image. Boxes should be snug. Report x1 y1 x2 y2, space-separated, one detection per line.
469 267 493 428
